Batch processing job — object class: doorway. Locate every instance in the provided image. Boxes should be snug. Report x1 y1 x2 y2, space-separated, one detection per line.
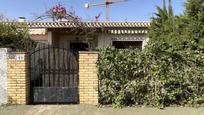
70 42 89 51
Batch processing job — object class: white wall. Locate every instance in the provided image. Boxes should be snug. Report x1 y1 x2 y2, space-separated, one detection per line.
97 34 149 49
0 48 8 105
50 32 149 50
58 35 96 50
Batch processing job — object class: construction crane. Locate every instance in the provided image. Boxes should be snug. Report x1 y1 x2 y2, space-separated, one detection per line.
85 0 128 21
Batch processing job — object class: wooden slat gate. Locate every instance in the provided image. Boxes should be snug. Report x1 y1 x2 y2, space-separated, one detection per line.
29 45 79 104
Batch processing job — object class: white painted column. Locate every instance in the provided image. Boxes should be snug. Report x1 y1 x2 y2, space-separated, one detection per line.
0 48 8 105
48 31 53 45
142 37 149 49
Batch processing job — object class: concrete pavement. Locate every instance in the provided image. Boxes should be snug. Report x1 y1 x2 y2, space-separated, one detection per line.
0 105 203 115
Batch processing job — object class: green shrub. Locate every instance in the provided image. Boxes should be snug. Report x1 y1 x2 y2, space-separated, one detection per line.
97 45 204 108
96 0 204 108
0 22 36 51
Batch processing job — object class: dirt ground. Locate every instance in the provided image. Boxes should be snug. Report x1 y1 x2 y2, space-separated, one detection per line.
0 105 203 115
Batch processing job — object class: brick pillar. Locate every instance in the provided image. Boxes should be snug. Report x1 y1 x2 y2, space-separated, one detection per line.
7 52 29 104
79 51 99 105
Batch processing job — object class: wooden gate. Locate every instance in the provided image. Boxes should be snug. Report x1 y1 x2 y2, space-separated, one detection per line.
29 45 79 104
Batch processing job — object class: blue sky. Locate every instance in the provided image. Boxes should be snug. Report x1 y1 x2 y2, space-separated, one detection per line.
0 0 186 22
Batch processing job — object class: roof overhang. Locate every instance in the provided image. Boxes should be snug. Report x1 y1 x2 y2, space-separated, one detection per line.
2 21 150 35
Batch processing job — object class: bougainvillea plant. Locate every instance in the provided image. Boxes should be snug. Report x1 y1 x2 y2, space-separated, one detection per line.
49 3 67 20
33 3 82 22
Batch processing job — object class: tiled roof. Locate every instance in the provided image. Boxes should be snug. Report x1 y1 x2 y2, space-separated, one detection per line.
28 29 148 35
106 29 148 34
3 21 150 28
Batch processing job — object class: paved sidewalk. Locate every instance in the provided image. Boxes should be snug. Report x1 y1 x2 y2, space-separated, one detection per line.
0 105 203 115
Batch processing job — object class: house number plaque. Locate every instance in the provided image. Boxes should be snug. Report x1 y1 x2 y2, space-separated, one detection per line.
15 54 25 61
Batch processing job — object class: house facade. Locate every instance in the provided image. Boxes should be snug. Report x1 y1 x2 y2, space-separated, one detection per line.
0 21 150 105
25 21 150 50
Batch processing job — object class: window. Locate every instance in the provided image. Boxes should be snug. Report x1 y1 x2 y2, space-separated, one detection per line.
112 41 142 49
